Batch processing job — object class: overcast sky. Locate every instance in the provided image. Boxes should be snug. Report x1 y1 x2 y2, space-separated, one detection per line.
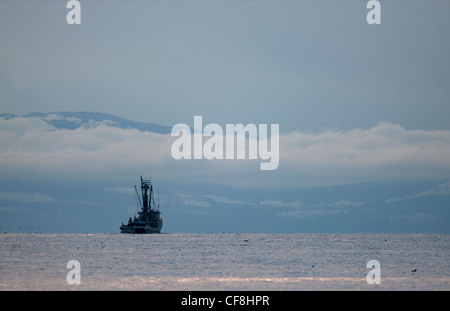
1 0 449 132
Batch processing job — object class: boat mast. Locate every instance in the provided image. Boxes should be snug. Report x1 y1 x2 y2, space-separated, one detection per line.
134 185 143 210
148 185 155 210
141 176 149 218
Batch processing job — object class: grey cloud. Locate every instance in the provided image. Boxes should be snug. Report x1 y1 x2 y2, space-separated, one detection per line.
201 195 255 206
0 191 54 204
275 200 364 219
386 182 450 203
1 117 450 189
105 187 135 195
259 200 305 208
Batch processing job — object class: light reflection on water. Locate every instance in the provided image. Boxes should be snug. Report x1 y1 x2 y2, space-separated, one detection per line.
0 233 449 290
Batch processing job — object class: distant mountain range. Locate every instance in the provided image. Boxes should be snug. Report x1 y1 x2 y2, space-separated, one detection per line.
0 111 172 134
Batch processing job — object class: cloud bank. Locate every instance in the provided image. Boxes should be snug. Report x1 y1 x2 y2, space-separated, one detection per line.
261 199 364 218
0 190 54 204
386 181 450 203
1 117 450 188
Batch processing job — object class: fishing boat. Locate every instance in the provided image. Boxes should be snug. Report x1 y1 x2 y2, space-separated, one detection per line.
120 176 162 234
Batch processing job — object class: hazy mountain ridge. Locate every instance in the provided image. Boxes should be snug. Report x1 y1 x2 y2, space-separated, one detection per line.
0 111 172 134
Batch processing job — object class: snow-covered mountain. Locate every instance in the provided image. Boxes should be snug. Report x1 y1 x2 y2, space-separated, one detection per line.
0 111 172 134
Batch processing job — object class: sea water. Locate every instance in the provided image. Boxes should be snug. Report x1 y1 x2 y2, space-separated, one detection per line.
0 233 448 290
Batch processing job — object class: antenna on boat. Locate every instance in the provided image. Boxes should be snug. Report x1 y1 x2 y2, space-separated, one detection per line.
134 185 143 210
134 194 140 216
156 181 160 209
157 181 161 210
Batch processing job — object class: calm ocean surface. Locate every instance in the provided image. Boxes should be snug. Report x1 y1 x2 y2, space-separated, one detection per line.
0 233 449 290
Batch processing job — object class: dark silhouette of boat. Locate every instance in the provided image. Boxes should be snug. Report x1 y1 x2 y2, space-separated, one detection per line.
120 176 162 234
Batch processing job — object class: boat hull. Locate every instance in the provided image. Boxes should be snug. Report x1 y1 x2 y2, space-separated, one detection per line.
120 220 162 234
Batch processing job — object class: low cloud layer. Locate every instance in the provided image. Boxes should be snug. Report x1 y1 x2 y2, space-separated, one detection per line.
279 122 450 187
1 117 450 188
261 199 364 218
386 181 450 203
0 190 54 204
